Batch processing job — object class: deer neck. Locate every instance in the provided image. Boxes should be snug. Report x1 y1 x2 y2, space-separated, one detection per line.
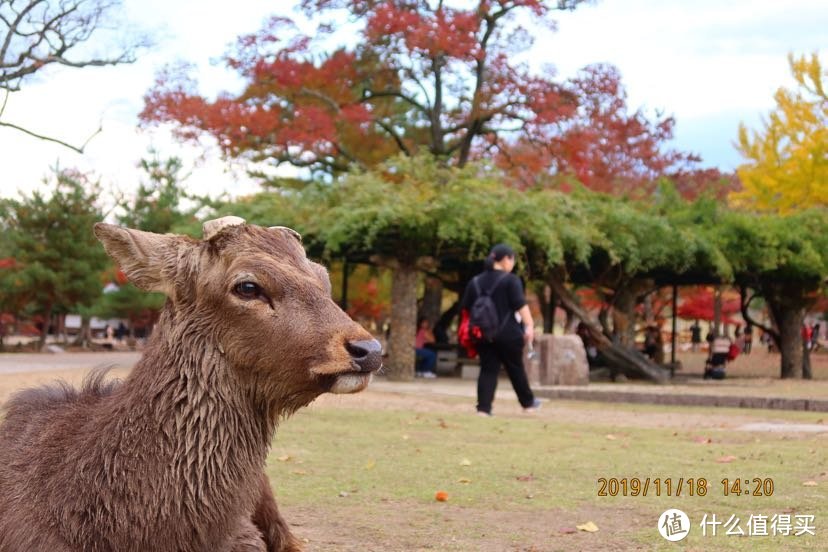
120 318 276 517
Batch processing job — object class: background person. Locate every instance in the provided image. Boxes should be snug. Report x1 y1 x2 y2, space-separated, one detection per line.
705 331 732 380
461 244 540 416
414 317 438 378
690 320 702 352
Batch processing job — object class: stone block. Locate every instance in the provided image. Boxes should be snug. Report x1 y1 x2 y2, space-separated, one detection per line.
535 334 589 386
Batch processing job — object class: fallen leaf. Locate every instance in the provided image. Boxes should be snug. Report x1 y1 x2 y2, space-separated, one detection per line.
437 418 448 428
605 434 617 440
525 493 534 499
277 455 292 462
459 458 472 466
516 474 535 482
716 455 738 463
364 460 376 470
802 481 818 487
338 491 349 497
435 491 449 502
577 521 599 533
292 469 307 476
457 478 472 484
401 434 410 440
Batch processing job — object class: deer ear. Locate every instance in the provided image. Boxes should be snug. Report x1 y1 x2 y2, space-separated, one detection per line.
93 223 183 294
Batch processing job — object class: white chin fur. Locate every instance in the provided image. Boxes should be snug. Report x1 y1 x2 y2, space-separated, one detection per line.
330 373 372 394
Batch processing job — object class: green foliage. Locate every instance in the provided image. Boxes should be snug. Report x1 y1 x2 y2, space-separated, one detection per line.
214 154 827 306
304 155 572 269
100 152 205 322
92 283 165 320
0 170 108 318
117 151 201 235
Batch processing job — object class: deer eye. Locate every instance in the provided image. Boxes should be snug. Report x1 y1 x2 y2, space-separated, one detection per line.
234 281 262 299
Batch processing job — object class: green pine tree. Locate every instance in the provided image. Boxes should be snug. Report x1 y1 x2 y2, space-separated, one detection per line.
0 169 108 349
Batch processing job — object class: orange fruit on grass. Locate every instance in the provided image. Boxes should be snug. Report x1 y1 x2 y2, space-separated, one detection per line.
435 491 449 502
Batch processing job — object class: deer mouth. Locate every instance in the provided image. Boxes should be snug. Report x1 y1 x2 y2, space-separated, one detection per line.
328 371 373 394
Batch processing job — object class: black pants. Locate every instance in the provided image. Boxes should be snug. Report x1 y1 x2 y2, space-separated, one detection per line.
476 339 535 414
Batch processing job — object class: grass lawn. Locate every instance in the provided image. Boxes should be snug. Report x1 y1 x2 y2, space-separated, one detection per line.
1 357 826 550
268 388 827 551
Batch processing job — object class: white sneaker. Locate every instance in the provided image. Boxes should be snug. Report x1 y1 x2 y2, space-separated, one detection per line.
523 399 542 413
421 371 437 379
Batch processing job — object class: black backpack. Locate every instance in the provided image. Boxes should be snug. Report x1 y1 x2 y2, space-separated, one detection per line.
469 272 509 343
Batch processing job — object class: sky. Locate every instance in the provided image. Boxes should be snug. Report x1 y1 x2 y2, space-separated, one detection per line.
0 0 825 202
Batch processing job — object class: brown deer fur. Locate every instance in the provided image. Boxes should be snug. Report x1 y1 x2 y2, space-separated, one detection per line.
0 220 382 552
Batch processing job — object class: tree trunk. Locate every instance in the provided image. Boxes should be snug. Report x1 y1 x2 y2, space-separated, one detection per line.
386 264 418 381
419 277 443 325
544 284 556 334
37 304 53 351
57 313 66 343
534 283 555 334
643 294 653 323
550 279 669 383
72 316 92 348
769 299 804 379
611 286 637 347
713 286 722 336
611 279 652 347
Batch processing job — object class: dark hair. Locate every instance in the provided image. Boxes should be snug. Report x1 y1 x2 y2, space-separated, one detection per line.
484 243 515 270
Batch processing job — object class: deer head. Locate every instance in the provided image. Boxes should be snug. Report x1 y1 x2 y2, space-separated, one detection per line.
93 217 382 408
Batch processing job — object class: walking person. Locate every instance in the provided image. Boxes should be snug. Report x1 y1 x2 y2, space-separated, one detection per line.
690 320 702 353
811 323 821 353
743 324 753 354
461 244 540 416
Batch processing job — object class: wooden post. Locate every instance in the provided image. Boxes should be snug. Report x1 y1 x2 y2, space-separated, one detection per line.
671 284 678 376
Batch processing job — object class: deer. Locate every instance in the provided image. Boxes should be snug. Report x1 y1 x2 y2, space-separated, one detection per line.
0 216 383 552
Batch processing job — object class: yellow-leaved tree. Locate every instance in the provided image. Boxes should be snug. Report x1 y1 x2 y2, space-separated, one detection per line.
731 53 827 213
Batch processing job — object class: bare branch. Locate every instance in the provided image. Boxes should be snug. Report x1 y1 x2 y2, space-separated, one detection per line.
0 0 140 152
1 0 139 91
375 118 412 156
360 88 428 114
739 285 778 343
0 119 101 153
0 89 8 119
299 86 341 112
400 64 432 110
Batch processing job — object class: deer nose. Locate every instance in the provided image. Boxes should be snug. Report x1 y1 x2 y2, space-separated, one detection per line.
345 339 383 373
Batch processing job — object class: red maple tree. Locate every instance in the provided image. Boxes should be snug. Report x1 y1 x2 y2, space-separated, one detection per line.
141 1 722 196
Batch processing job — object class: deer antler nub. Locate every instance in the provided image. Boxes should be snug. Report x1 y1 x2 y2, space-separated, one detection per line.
203 216 246 239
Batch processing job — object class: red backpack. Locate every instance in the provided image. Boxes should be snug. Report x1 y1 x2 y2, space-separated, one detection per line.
457 309 478 358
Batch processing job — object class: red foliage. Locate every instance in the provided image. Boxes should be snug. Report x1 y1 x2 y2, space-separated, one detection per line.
677 287 741 323
346 278 388 323
141 1 722 196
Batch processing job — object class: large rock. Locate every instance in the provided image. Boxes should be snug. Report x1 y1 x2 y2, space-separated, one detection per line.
532 334 589 386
